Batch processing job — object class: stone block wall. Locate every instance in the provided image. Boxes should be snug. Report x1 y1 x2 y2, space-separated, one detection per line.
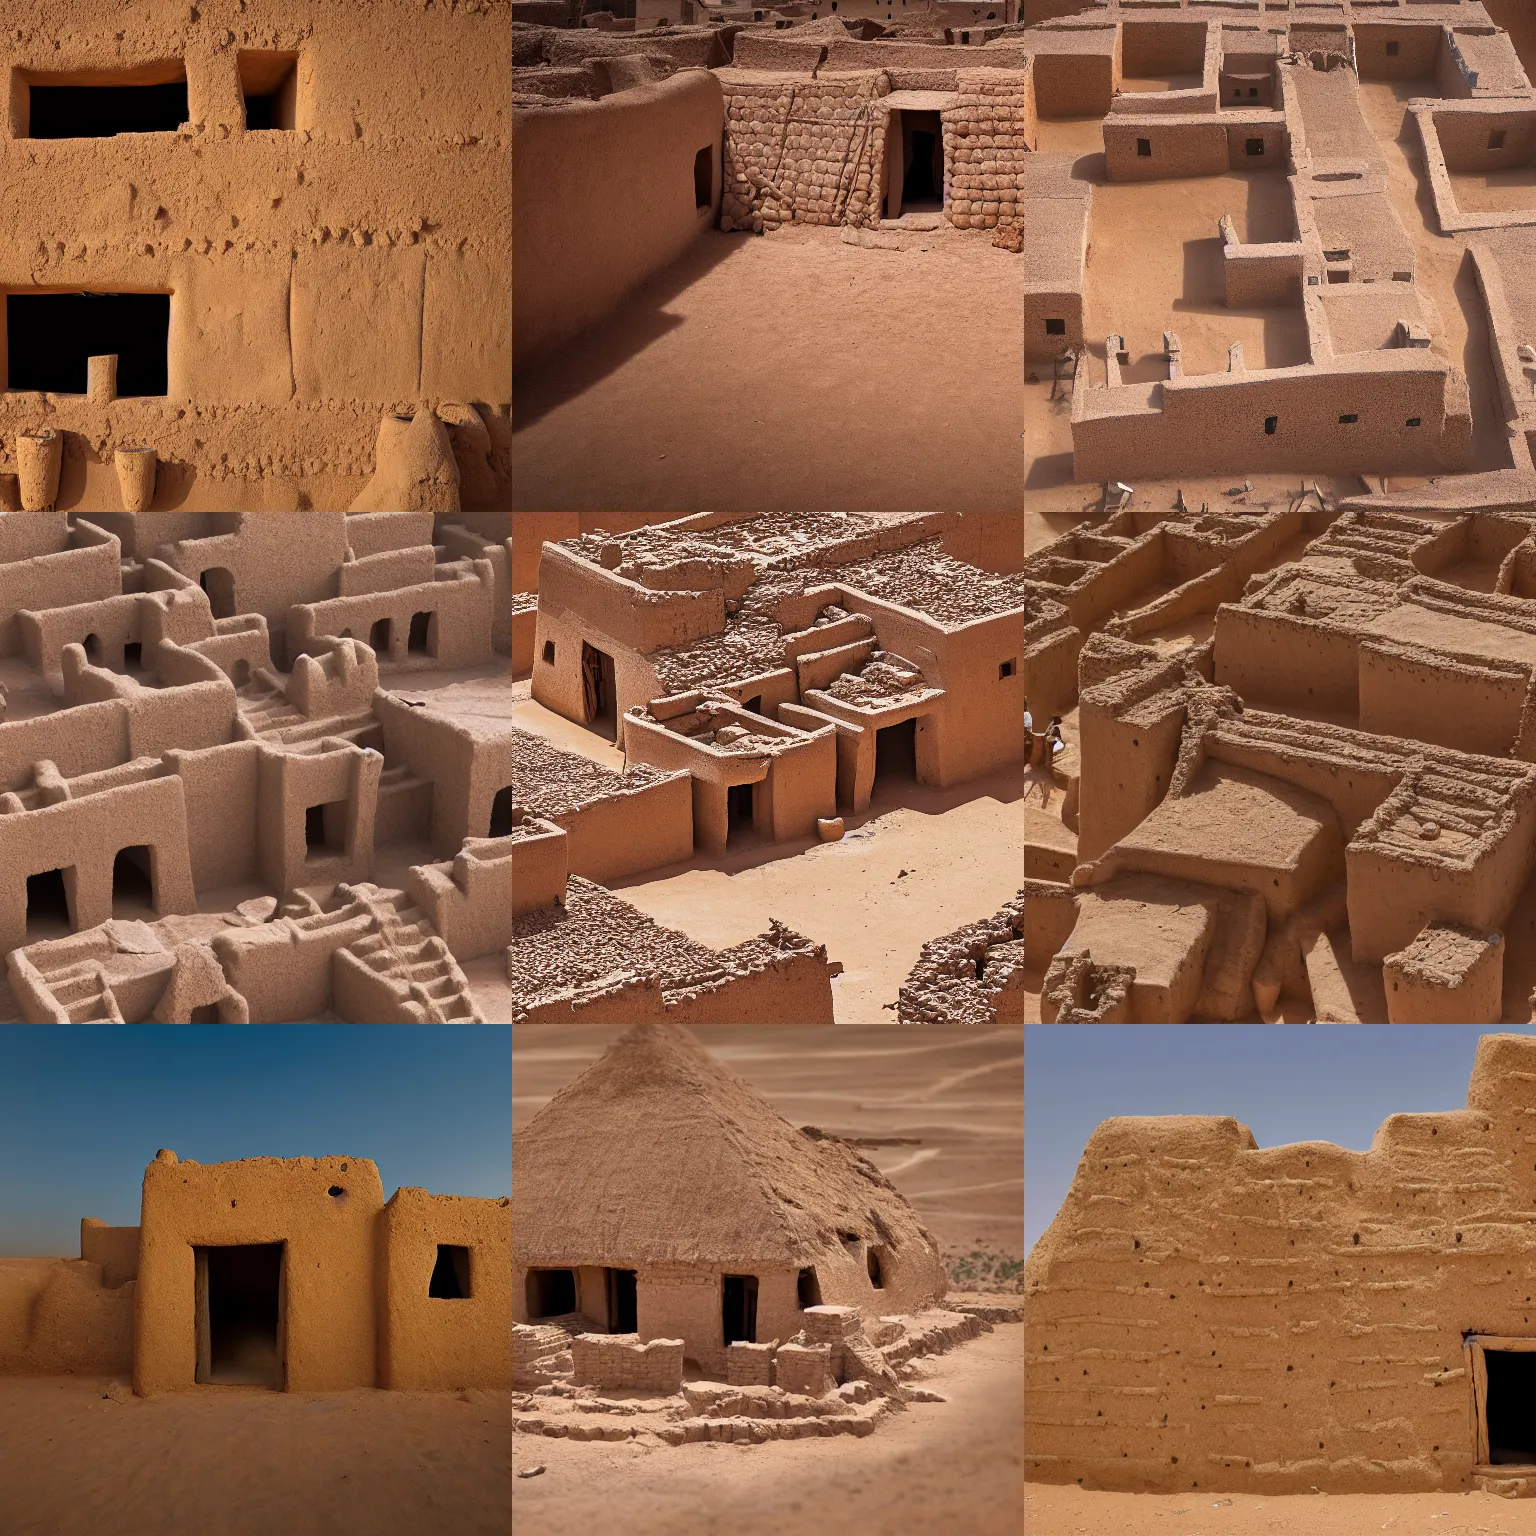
776 1341 832 1397
726 1341 775 1386
513 1321 571 1389
943 72 1028 231
571 1332 685 1393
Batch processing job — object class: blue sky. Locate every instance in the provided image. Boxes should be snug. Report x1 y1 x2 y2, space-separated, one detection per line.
0 1027 510 1256
1025 1026 1536 1252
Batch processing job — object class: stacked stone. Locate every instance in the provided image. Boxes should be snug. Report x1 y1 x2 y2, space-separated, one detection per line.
513 1322 573 1389
725 1341 776 1386
776 1341 834 1397
720 71 890 233
570 1333 685 1392
799 1303 864 1378
943 71 1028 231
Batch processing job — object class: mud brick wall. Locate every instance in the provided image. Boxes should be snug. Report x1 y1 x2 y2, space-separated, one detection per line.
720 71 890 232
571 1333 685 1392
513 1321 570 1388
776 1341 832 1397
726 1341 775 1387
943 72 1028 231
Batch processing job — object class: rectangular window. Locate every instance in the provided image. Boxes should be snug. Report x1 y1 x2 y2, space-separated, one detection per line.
1339 413 1359 424
237 51 300 131
305 800 347 860
7 293 170 397
19 65 188 138
1324 249 1351 262
1137 137 1152 157
1386 40 1399 56
1246 138 1264 155
1264 415 1278 435
1406 417 1422 427
1000 658 1018 679
1045 318 1066 335
429 1245 472 1299
542 640 556 665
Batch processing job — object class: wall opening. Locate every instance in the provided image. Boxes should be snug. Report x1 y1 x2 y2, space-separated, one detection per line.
111 845 155 919
7 293 170 396
693 144 712 208
233 659 250 687
429 1244 472 1299
542 640 555 665
875 717 918 786
489 785 513 838
1137 137 1152 156
899 110 944 210
1386 40 1399 56
606 1267 638 1333
370 617 393 655
1045 318 1066 335
728 782 754 839
1339 413 1359 424
797 1266 822 1309
867 1247 886 1288
1264 415 1278 435
23 70 188 138
742 695 763 715
189 1003 219 1022
1000 658 1017 679
123 641 142 670
196 1243 283 1388
526 1267 577 1318
199 567 236 619
407 611 433 656
82 633 101 663
722 1274 759 1345
305 800 347 860
1246 137 1264 156
25 868 72 938
1486 1349 1536 1462
580 640 616 729
1490 129 1508 151
238 51 299 131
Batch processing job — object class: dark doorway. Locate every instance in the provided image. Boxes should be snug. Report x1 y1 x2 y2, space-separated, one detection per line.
199 567 236 619
407 611 432 655
111 845 155 918
693 144 712 208
580 640 616 727
25 867 72 937
867 1247 885 1288
875 717 918 785
743 695 763 714
305 800 346 859
901 111 944 209
1487 1350 1536 1462
7 293 170 396
25 78 188 138
429 1245 472 1299
489 785 513 838
606 1267 638 1333
722 1274 758 1345
370 617 392 656
797 1266 822 1309
525 1268 577 1319
196 1243 283 1388
728 782 754 839
123 641 142 671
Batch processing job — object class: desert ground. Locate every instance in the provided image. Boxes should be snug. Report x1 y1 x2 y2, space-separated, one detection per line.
511 680 1022 1024
0 1376 510 1536
1027 1482 1536 1535
513 1024 1023 1267
512 224 1022 515
514 1325 1022 1536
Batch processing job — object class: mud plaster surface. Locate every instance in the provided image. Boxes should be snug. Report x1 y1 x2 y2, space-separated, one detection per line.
513 1324 1022 1536
512 226 1022 514
0 1376 509 1536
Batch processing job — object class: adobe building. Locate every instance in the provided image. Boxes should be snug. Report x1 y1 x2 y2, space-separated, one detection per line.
0 1 510 512
1025 1031 1536 1498
0 507 512 1023
897 889 1024 1023
0 1149 510 1395
513 1024 1006 1445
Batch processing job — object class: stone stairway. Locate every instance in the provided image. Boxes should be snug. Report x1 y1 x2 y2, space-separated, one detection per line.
33 960 125 1023
343 887 481 1022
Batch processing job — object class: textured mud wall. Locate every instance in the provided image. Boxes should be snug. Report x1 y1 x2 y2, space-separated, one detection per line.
1026 1034 1536 1496
0 1256 135 1373
512 71 722 370
0 1 511 511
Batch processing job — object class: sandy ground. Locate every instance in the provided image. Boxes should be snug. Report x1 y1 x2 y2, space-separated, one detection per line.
514 1324 1022 1536
513 1024 1022 1260
512 225 1022 514
1026 1483 1536 1535
0 1375 509 1536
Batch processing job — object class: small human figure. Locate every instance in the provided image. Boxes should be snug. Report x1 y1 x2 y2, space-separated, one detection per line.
1047 716 1065 757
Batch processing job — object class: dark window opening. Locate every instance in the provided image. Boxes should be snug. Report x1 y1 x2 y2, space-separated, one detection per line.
1000 658 1017 680
875 717 918 785
901 111 945 209
1249 87 1258 98
867 1247 885 1289
1246 137 1264 156
7 293 169 396
123 641 143 671
1324 249 1351 262
188 1003 219 1022
542 640 555 665
82 633 101 663
305 800 346 859
25 75 188 138
1407 416 1423 428
199 567 236 620
526 1267 576 1319
370 617 392 655
197 1243 282 1388
489 785 513 839
25 867 72 938
1137 137 1152 157
1386 40 1399 56
1486 1349 1536 1462
111 845 155 919
797 1266 822 1309
606 1267 637 1333
1327 269 1349 284
742 695 763 714
407 610 432 656
1339 413 1359 424
722 1274 759 1346
728 782 754 838
693 145 712 209
238 51 299 131
580 640 616 728
1045 318 1066 336
1264 415 1278 435
429 1244 472 1299
1490 129 1508 151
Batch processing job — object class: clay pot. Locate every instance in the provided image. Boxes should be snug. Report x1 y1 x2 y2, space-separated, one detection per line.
115 447 157 512
17 429 61 511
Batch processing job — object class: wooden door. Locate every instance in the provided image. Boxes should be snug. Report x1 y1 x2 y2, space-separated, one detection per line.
194 1248 211 1383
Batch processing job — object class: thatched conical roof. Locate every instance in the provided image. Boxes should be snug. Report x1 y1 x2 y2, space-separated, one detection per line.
512 1025 945 1290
